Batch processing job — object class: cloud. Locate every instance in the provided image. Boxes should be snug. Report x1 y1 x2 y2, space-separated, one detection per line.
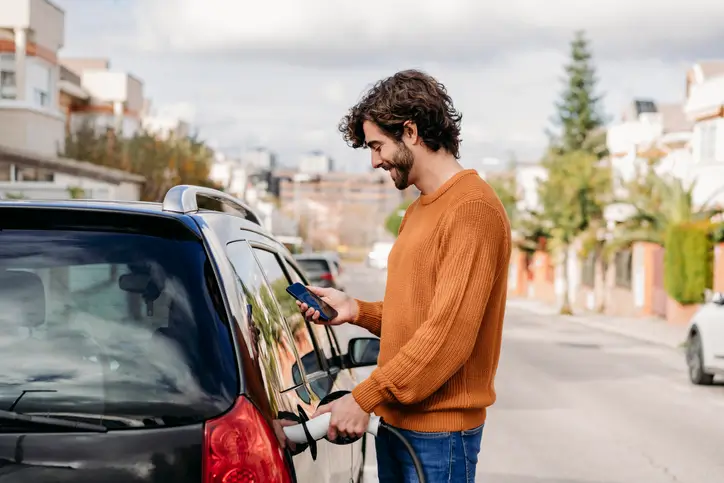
130 0 724 65
55 0 720 170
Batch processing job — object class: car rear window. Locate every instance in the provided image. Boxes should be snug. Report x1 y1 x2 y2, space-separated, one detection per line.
0 228 237 429
296 259 330 273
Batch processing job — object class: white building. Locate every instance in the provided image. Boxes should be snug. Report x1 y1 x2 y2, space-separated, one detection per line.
515 162 547 213
684 61 724 208
0 0 145 201
208 153 247 199
299 151 334 174
0 0 66 156
61 58 145 136
606 99 695 222
242 148 276 172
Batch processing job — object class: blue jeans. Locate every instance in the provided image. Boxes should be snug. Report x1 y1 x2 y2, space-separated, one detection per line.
376 423 484 482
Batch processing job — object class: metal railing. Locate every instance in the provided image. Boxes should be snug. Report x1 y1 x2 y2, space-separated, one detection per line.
162 185 261 225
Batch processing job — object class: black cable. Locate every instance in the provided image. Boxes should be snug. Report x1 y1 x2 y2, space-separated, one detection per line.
379 422 426 483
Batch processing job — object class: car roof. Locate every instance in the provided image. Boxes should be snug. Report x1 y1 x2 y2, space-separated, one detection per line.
0 198 270 236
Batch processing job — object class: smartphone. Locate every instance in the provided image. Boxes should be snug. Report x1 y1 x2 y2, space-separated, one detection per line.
286 282 338 322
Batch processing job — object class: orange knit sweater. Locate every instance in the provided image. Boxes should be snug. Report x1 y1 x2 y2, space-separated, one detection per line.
350 169 512 432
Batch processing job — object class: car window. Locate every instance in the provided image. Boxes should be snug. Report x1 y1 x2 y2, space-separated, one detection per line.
226 242 301 394
296 259 330 274
253 249 323 370
0 228 238 429
283 259 343 363
253 248 337 399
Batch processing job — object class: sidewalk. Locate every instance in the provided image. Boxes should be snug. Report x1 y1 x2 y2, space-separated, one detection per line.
506 297 690 350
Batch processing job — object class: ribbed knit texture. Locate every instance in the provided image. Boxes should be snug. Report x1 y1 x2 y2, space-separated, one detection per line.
351 169 512 432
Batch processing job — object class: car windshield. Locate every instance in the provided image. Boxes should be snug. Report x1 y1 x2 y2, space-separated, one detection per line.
0 228 237 429
296 259 330 273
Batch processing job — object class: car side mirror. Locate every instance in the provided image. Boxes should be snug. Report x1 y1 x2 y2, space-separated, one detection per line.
347 337 380 368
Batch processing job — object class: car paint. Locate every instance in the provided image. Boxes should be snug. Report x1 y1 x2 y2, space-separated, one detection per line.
687 300 724 377
0 200 366 483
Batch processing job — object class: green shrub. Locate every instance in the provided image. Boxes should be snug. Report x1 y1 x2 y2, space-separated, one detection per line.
712 223 724 243
385 199 413 237
664 222 714 304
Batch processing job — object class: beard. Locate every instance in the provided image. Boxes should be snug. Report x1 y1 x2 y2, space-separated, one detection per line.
385 143 415 190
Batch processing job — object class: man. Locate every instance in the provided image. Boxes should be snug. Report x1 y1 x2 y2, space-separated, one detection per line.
297 69 511 482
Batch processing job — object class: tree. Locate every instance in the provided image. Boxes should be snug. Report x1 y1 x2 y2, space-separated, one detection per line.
538 150 611 314
385 199 413 237
64 123 223 206
536 30 610 314
549 30 606 155
611 168 722 247
486 173 519 226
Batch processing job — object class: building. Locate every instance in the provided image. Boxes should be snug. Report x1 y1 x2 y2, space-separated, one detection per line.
0 0 145 201
605 98 695 224
299 151 334 174
684 61 724 208
242 148 277 172
0 0 66 156
0 144 145 200
278 171 406 249
60 57 145 136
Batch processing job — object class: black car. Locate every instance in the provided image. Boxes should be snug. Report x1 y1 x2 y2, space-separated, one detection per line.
0 185 378 482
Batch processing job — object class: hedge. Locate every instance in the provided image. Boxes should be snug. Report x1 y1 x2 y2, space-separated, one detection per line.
664 222 713 305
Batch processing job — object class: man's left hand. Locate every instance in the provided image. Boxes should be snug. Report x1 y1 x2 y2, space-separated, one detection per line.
312 393 370 441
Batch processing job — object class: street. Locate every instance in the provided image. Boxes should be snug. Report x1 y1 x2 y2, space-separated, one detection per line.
338 263 724 483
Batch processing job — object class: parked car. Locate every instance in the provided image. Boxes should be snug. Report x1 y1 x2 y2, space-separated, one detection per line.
0 185 379 483
366 241 394 270
685 290 724 385
293 252 344 291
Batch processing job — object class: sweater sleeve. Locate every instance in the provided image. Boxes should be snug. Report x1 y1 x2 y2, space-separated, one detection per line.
352 200 508 412
352 300 383 336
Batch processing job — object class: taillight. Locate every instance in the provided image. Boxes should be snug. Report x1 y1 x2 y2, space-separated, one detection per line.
203 396 292 483
320 272 333 281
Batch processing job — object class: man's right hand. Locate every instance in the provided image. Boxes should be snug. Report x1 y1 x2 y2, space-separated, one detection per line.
296 286 357 326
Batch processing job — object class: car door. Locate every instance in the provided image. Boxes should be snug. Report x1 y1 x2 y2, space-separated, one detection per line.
251 245 358 482
705 300 724 371
280 256 366 481
225 240 325 482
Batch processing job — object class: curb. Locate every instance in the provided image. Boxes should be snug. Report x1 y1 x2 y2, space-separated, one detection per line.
506 298 687 350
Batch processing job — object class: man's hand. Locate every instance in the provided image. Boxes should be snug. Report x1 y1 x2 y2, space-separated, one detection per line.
312 393 370 441
271 418 298 451
296 286 358 326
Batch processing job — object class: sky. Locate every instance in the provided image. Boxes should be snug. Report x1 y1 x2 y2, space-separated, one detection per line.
55 0 724 172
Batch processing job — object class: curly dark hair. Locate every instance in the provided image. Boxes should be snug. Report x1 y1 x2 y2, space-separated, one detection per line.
338 69 463 159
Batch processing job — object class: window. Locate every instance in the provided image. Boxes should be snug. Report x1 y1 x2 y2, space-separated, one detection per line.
253 248 336 399
0 162 10 181
226 242 300 394
614 249 632 289
15 166 54 182
27 61 51 108
0 227 238 429
699 121 718 163
0 70 15 99
283 258 343 363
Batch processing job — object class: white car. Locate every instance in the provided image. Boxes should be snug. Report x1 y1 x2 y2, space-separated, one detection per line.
366 242 394 270
686 290 724 385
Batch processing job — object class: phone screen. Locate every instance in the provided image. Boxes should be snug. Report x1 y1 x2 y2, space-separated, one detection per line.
286 282 338 321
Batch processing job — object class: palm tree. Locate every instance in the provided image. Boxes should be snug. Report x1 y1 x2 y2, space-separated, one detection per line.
611 169 722 248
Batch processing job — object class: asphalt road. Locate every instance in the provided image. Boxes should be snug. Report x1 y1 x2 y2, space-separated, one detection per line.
337 263 724 483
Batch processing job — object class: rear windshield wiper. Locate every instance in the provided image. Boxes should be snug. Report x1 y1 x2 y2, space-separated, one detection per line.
0 409 107 433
